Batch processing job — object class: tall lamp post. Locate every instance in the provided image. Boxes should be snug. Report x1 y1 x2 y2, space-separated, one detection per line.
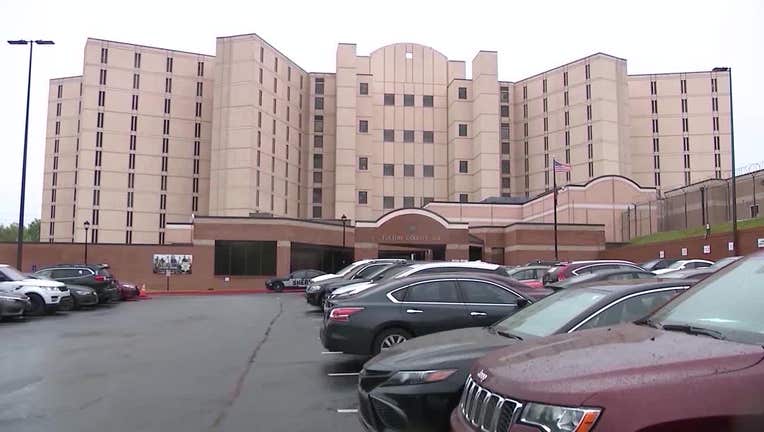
712 67 737 254
83 221 90 264
8 39 55 270
340 214 348 248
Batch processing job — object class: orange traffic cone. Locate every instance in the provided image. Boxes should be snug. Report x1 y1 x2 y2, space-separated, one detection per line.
138 283 151 299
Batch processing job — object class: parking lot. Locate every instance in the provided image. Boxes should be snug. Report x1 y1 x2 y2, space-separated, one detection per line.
0 293 365 432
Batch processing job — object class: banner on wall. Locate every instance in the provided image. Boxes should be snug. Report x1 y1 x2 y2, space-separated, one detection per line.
153 254 193 274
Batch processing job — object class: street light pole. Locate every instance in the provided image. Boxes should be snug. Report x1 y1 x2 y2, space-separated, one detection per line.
8 39 55 270
83 221 90 264
340 214 348 248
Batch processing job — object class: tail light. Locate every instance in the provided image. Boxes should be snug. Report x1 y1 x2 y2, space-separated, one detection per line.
329 307 364 322
94 275 106 282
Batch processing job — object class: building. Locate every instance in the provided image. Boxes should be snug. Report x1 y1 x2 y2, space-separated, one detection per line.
41 34 731 246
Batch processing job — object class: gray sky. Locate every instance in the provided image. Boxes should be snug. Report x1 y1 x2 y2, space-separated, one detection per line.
1 0 762 224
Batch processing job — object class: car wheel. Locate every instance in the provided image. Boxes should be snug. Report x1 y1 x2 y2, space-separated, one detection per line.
26 294 46 317
373 328 412 355
272 282 284 293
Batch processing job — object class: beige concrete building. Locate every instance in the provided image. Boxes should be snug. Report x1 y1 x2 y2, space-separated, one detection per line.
40 34 731 244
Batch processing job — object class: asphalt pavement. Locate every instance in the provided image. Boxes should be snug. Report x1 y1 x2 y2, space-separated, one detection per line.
0 294 366 432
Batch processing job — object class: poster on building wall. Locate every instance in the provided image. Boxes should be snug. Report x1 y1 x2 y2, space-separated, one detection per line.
703 245 711 254
659 250 665 258
681 248 688 257
153 254 193 274
758 238 764 248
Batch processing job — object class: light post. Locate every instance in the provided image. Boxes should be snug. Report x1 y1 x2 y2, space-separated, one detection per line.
340 214 348 248
83 221 90 264
713 67 737 254
8 39 55 270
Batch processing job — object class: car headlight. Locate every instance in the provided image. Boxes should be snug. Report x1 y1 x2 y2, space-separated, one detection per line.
382 369 457 386
520 402 601 432
307 285 321 293
44 286 59 292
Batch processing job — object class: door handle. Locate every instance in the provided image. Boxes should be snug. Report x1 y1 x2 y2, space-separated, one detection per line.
406 309 423 314
470 312 488 317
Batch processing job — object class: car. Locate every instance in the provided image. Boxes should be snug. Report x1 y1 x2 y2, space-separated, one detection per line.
327 261 517 302
505 265 551 288
0 264 71 315
357 279 692 432
266 269 325 292
660 256 742 280
652 258 714 275
306 262 405 306
115 279 139 300
320 273 535 356
639 258 681 271
546 268 655 290
541 259 643 285
309 259 405 285
27 274 100 309
0 291 32 320
33 264 119 303
450 253 764 432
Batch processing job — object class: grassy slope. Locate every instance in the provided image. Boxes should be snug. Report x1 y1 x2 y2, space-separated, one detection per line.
629 217 764 245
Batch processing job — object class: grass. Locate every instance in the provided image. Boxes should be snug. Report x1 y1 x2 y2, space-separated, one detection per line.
629 217 764 245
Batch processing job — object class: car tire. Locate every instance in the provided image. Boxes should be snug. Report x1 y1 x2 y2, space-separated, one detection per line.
373 328 412 355
26 293 46 317
272 282 284 293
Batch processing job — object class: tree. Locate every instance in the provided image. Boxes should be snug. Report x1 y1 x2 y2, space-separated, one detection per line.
0 219 41 242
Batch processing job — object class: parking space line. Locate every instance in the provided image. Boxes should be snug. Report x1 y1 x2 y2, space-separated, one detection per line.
321 351 342 355
327 372 360 377
336 409 358 414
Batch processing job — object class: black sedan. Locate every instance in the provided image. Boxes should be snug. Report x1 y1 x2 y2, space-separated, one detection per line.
357 279 694 432
320 273 534 356
0 291 31 319
265 269 325 292
306 261 405 306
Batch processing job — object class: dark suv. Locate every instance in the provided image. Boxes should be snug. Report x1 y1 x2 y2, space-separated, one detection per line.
541 260 643 286
34 264 119 304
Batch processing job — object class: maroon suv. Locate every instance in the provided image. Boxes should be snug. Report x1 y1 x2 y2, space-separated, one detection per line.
452 253 764 432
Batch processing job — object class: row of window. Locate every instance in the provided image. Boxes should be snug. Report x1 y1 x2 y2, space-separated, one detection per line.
99 47 205 78
650 77 721 95
651 97 720 114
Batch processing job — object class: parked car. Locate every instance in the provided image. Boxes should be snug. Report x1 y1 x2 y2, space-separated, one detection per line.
115 279 139 300
0 264 71 315
27 274 99 309
309 259 404 285
660 256 742 280
306 261 405 306
639 258 681 271
321 273 535 356
542 260 643 285
0 291 31 320
328 261 517 302
359 279 692 432
451 253 764 432
505 265 550 288
546 268 654 290
33 264 118 303
652 258 714 275
265 269 325 292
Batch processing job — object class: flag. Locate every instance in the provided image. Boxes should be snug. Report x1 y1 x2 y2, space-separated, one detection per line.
553 159 571 173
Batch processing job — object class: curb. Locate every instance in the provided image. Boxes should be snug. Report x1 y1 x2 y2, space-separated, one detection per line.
146 288 304 296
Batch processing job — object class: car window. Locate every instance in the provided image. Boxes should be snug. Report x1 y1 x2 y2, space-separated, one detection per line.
578 290 681 330
390 287 407 301
510 269 529 280
35 269 53 278
615 264 638 271
460 280 520 304
356 264 387 278
606 273 634 281
695 262 711 269
404 280 460 303
51 269 79 279
575 264 612 275
290 271 305 279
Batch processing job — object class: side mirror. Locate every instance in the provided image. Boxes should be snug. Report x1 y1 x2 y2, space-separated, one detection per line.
516 298 530 308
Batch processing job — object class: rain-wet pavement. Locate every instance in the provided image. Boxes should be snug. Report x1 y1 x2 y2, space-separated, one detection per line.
0 294 365 432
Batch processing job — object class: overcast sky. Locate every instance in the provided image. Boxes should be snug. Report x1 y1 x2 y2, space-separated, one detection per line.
0 0 762 224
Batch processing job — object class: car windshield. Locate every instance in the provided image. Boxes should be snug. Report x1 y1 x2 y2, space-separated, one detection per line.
493 289 607 338
550 272 598 289
666 261 689 270
709 257 738 269
335 262 362 277
368 265 401 279
649 256 764 345
0 266 28 281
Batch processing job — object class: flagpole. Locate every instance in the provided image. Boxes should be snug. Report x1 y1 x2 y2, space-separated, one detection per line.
553 161 559 261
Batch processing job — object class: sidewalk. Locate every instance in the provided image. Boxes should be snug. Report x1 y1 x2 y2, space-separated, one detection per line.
146 288 304 296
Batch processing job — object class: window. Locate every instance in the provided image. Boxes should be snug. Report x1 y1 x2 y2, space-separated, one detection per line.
460 281 520 304
214 241 276 276
358 157 368 171
312 188 322 203
196 102 202 117
586 84 591 100
578 290 680 330
501 160 510 174
384 93 395 105
681 79 687 94
133 73 140 90
359 82 369 95
682 118 689 133
502 177 511 188
383 164 395 176
315 97 324 110
358 120 368 133
315 78 324 94
128 154 135 170
131 94 139 111
94 150 102 167
523 104 528 118
383 196 395 209
653 138 660 153
681 99 687 113
502 142 510 155
403 94 414 106
312 206 322 218
165 77 172 93
459 193 469 203
422 197 434 206
459 160 468 173
712 97 719 112
314 115 323 132
500 86 510 102
522 85 527 100
383 129 395 142
160 175 167 191
650 80 657 95
160 194 167 210
100 47 108 64
96 131 103 148
500 105 509 117
405 280 459 303
587 125 593 141
166 57 173 73
586 105 592 121
197 61 204 77
564 111 570 126
274 57 278 72
99 69 107 85
313 154 323 169
543 98 548 113
404 164 415 177
314 135 323 148
403 130 414 142
458 87 467 99
423 165 434 177
563 71 568 87
423 95 433 107
161 156 168 172
164 98 171 114
653 155 661 170
196 82 203 97
403 196 415 208
652 119 659 134
713 116 720 131
423 131 434 143
128 173 134 189
585 64 591 80
93 170 101 186
564 91 569 106
358 191 368 204
458 124 467 137
711 78 718 92
97 90 105 107
162 138 169 153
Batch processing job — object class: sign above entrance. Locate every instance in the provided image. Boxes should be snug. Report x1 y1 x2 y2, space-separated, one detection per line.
379 234 442 242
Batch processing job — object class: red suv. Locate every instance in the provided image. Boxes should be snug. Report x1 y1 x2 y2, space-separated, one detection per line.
541 260 643 286
451 253 764 432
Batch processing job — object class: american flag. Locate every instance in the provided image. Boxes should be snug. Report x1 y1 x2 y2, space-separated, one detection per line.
553 159 571 173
